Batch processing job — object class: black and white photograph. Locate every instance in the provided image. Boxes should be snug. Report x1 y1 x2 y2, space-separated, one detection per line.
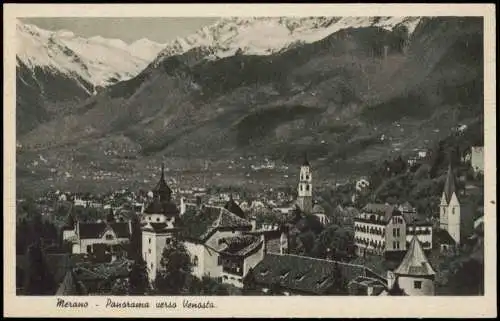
4 3 496 318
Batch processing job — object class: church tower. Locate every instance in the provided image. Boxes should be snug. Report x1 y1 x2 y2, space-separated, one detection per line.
439 161 461 244
296 153 313 215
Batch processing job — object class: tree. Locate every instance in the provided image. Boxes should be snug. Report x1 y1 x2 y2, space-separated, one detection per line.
23 241 56 295
154 239 193 294
129 257 149 295
313 225 355 261
128 215 142 260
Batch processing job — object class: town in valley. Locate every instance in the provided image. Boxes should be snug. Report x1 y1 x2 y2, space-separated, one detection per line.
15 16 485 297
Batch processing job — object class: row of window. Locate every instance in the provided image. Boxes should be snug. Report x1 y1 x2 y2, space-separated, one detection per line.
299 184 311 191
354 225 385 235
407 228 432 235
392 228 401 237
392 217 404 224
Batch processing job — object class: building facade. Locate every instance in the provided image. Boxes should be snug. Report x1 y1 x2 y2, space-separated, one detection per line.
354 203 432 257
470 146 484 174
296 155 313 215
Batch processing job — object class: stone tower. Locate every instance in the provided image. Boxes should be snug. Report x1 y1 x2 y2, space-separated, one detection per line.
393 236 436 296
296 153 313 215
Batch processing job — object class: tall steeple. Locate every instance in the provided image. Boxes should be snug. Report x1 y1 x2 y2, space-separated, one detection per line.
297 153 313 214
442 161 458 204
153 163 172 203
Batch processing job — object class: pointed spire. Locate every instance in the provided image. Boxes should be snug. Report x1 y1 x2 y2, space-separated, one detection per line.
394 235 435 276
443 160 457 203
302 152 310 166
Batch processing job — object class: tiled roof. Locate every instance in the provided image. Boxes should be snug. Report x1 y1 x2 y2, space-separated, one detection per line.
252 254 385 295
182 206 252 242
109 222 131 238
434 228 456 246
394 236 435 276
224 198 246 218
443 162 458 203
362 203 399 221
73 258 133 281
219 235 263 257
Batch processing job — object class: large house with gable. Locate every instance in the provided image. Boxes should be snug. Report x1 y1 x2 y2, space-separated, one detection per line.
354 203 433 257
181 201 265 288
62 211 132 255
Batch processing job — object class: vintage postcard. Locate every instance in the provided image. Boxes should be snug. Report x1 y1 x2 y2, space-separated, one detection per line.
3 3 497 318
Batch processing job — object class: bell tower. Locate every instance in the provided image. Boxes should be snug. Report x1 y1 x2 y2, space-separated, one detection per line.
296 153 313 214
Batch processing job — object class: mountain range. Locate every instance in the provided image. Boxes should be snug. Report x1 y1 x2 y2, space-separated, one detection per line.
16 20 166 133
16 16 484 193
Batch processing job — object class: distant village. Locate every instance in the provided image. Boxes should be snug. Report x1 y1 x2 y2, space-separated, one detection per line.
16 144 485 296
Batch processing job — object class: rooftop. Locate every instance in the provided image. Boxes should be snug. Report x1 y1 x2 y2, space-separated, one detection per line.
251 253 386 295
394 236 436 277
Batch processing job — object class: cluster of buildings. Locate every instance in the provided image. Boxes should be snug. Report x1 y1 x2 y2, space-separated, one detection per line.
47 147 481 296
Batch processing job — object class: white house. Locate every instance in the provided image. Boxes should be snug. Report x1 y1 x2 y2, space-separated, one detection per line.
470 146 484 174
62 220 131 255
387 236 436 296
354 203 433 257
182 204 263 287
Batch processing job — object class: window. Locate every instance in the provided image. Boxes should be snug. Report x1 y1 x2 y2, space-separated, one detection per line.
217 256 223 266
452 207 456 215
306 175 309 180
393 241 396 249
87 245 92 253
414 281 422 289
393 229 396 237
166 238 171 245
149 238 151 244
151 263 154 269
105 234 113 240
306 185 309 191
193 256 199 266
156 217 160 222
148 249 151 254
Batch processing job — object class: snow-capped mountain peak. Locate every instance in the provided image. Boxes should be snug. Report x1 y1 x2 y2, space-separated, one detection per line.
16 21 166 88
153 16 423 66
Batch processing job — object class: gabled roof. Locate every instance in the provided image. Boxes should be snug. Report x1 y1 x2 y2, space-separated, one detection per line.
251 253 385 295
182 206 252 242
443 162 458 203
219 235 262 257
362 203 400 222
302 152 310 167
224 196 246 218
77 222 130 239
394 236 435 276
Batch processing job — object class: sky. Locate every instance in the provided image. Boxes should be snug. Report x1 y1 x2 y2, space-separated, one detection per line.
20 17 219 44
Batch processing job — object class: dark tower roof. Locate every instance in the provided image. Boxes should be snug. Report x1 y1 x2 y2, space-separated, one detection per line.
153 164 172 202
302 152 310 167
224 195 246 219
443 162 458 203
